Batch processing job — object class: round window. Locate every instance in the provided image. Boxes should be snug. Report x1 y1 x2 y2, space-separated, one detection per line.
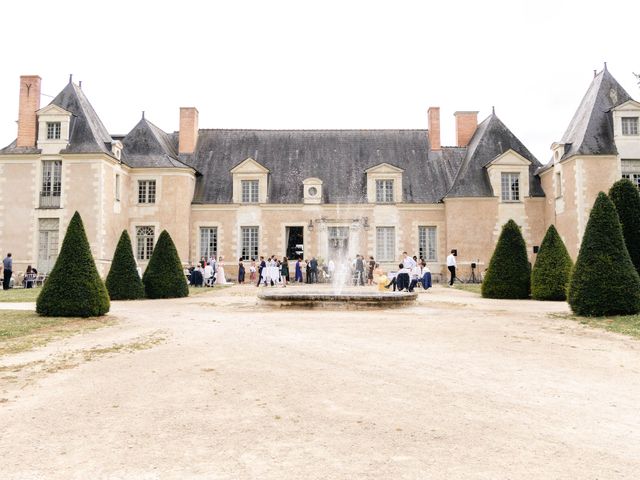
308 186 318 196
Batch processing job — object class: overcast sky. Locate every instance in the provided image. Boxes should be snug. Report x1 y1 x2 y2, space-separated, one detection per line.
1 0 638 164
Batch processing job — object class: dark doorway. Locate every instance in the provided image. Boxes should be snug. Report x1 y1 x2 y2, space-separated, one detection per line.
286 226 304 259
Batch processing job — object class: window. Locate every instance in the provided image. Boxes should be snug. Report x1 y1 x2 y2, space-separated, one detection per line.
40 160 62 208
501 173 520 202
286 226 304 260
38 218 59 273
418 226 437 262
241 226 259 261
555 172 562 198
376 227 395 262
200 227 218 260
241 180 259 203
138 180 156 204
622 173 640 188
46 122 61 140
375 179 394 203
136 226 155 260
622 117 639 136
115 174 121 201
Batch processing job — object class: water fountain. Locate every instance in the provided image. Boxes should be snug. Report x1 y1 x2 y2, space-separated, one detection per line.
257 253 417 309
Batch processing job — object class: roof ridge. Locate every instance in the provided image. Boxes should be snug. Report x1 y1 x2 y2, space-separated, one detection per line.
193 128 429 132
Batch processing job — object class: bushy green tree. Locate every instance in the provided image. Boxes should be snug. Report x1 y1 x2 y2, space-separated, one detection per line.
36 211 110 317
481 219 530 299
105 230 144 300
531 225 573 301
142 230 188 299
568 192 640 316
609 179 640 275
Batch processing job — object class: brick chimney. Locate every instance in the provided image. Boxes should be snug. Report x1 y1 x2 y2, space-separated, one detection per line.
428 107 441 151
454 111 478 147
16 75 41 148
179 107 199 154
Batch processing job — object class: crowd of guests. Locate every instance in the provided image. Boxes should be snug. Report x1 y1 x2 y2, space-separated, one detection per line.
186 251 433 293
188 256 229 287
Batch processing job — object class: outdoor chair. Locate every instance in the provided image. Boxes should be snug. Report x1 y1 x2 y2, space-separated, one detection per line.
23 272 37 288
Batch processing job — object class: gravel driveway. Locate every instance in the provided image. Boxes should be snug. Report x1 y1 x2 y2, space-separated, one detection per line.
1 286 638 479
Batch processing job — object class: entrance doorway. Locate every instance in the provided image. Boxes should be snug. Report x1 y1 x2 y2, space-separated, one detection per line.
286 226 304 259
328 226 349 261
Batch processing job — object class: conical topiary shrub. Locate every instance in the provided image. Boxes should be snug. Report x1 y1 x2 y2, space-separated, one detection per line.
105 230 144 300
142 230 189 299
609 179 640 275
531 225 573 301
36 211 110 317
481 219 530 299
568 192 640 316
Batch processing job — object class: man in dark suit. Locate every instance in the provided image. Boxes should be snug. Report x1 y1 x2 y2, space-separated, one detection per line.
256 256 266 286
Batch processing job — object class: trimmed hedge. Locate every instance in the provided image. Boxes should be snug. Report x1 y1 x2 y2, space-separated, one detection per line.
568 192 640 316
482 219 530 299
142 230 189 299
36 211 110 317
105 230 144 300
531 225 573 301
609 179 640 275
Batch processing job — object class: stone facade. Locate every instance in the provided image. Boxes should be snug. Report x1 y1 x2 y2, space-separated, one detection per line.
1 67 639 282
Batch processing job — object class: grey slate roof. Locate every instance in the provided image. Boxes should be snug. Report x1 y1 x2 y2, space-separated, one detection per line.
182 129 467 204
537 68 633 174
121 117 194 169
560 67 631 158
51 82 115 155
1 81 116 155
446 114 544 198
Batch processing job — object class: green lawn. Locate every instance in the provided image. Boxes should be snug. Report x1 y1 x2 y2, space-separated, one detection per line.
0 285 220 303
0 310 113 355
570 314 640 340
0 288 41 302
454 283 482 294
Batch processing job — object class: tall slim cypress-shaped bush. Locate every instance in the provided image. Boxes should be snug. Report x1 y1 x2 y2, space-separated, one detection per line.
609 179 640 275
105 230 145 300
568 192 640 316
36 211 110 317
142 230 189 299
481 219 530 299
531 225 573 301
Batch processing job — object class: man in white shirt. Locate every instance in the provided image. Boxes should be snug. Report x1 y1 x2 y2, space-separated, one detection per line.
446 250 457 286
204 262 214 286
408 263 422 292
402 251 416 269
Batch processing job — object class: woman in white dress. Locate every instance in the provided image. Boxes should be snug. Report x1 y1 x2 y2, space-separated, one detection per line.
216 256 227 285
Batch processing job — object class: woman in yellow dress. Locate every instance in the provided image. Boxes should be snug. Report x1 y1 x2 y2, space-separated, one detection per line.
373 264 388 292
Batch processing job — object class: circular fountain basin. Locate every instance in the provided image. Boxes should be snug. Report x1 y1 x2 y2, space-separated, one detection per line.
258 289 418 309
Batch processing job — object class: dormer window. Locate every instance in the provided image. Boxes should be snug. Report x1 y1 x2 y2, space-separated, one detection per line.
47 122 61 140
622 117 639 136
375 179 394 203
230 157 269 204
241 180 259 203
501 173 520 202
365 163 404 204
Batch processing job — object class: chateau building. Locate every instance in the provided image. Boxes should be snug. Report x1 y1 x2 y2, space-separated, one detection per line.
1 67 638 279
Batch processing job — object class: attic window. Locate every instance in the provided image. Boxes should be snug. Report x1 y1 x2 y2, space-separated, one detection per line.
622 117 639 136
501 173 520 202
241 180 259 203
46 122 61 140
375 180 394 203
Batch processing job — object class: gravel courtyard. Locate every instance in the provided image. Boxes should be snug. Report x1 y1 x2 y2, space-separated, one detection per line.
1 285 639 479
